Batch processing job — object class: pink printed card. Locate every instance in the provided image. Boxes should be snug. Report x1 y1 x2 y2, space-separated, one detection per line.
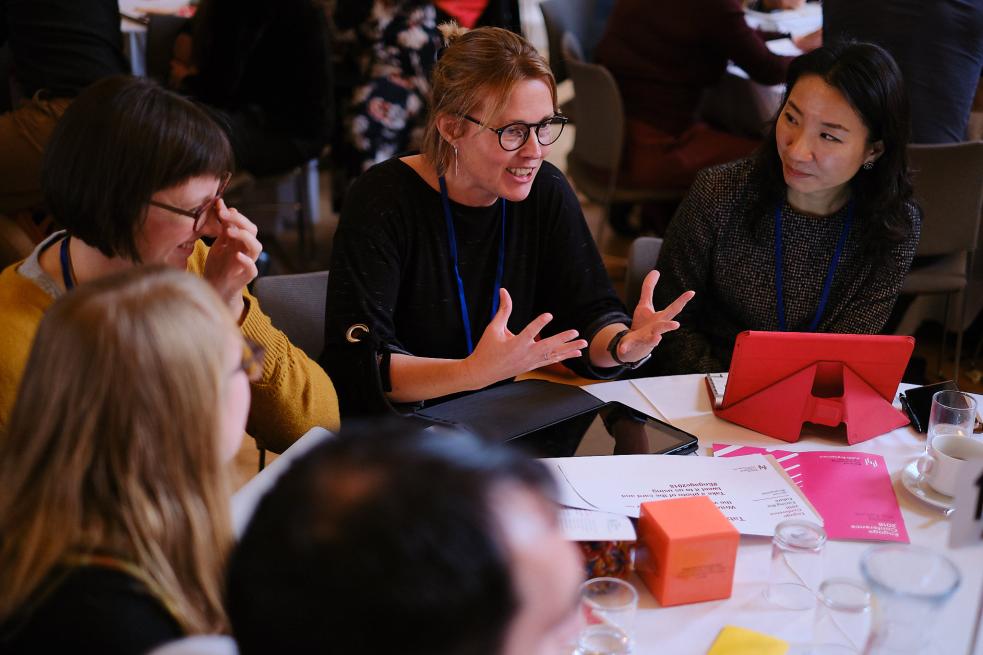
712 444 909 543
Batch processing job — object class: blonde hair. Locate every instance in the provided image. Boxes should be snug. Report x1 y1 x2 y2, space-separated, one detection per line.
0 266 237 634
422 23 558 175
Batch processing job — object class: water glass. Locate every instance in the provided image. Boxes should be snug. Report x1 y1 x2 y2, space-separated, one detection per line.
926 390 976 442
575 577 637 655
808 578 872 654
860 545 961 654
918 390 979 496
765 519 827 610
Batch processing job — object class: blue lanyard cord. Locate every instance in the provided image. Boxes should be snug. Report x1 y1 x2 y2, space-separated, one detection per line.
438 176 507 354
60 235 75 291
774 199 854 333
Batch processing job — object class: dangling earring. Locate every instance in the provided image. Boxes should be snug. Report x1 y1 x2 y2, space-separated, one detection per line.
453 145 459 177
863 161 874 170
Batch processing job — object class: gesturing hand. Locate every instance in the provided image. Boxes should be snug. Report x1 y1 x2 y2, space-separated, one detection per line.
203 199 263 321
615 270 694 364
463 288 589 389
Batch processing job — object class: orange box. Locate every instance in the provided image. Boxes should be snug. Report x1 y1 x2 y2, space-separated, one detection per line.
637 496 739 606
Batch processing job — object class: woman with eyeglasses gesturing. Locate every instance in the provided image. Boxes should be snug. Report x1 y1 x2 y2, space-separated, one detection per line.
323 24 693 416
0 75 339 450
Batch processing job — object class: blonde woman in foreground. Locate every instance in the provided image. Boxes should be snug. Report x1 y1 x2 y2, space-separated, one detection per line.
0 267 252 654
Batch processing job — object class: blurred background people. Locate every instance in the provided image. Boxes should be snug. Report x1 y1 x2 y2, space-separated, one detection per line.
0 267 245 653
824 0 983 144
0 76 339 450
227 422 584 655
434 0 522 32
332 0 442 178
172 0 334 177
594 0 819 234
0 0 128 235
647 42 920 375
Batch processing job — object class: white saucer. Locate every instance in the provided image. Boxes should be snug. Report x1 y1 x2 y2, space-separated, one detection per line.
900 460 954 514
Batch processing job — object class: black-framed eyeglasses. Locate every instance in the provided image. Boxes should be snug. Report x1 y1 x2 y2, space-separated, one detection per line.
149 171 232 231
463 114 568 151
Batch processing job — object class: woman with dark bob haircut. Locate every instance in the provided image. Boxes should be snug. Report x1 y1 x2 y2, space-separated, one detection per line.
646 41 921 375
0 75 339 450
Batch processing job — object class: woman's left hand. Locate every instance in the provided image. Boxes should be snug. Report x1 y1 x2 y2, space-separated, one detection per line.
616 270 695 363
203 199 263 322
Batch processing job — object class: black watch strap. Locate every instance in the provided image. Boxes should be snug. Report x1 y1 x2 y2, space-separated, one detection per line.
607 328 651 370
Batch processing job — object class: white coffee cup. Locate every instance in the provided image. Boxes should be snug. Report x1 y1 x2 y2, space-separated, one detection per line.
924 434 983 497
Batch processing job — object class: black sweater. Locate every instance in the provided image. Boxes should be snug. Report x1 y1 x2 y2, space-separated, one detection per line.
0 566 182 654
648 158 920 375
323 158 630 410
0 0 128 98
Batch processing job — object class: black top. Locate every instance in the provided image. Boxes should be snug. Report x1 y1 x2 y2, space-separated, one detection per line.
0 0 129 98
183 0 333 143
647 158 920 375
322 158 630 409
824 0 983 144
0 566 182 654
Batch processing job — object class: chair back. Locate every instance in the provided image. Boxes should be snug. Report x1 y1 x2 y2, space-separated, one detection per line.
224 158 321 270
252 270 330 359
145 15 191 84
625 237 663 313
540 0 598 83
907 141 983 257
563 33 625 177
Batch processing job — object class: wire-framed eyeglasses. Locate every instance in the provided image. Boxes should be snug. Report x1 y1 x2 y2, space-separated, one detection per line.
237 339 266 382
463 114 568 151
149 171 233 231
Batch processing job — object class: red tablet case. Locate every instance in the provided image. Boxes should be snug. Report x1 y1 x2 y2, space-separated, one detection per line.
707 332 914 444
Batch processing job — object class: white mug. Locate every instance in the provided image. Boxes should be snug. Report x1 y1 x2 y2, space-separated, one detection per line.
924 434 983 497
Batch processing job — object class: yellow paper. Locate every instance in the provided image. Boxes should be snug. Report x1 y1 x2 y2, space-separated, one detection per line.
706 625 789 655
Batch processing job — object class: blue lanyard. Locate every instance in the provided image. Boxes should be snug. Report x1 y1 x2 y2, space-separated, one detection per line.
60 235 75 291
774 199 853 332
438 176 507 354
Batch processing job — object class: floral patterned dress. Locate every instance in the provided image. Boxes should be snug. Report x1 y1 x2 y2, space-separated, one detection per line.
335 0 443 172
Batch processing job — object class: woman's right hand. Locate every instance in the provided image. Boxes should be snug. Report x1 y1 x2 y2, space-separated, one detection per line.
462 288 588 389
203 200 263 322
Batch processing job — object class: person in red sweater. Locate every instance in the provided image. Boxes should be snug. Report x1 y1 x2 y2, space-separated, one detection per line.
595 0 807 195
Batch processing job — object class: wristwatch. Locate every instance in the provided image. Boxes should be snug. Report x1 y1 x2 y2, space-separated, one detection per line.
607 329 651 370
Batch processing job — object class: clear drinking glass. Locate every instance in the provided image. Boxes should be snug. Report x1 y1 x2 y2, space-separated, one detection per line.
917 390 979 496
765 519 827 611
575 577 637 655
809 578 872 654
860 545 961 655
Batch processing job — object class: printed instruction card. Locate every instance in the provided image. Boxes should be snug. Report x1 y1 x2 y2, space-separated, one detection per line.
541 453 822 537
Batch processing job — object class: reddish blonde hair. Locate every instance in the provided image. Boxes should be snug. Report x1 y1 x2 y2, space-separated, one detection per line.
422 23 557 175
0 267 236 634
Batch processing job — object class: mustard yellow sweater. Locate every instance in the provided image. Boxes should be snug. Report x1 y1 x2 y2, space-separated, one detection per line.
0 239 340 453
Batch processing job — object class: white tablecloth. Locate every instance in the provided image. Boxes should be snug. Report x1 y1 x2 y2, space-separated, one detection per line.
592 374 982 655
231 376 982 654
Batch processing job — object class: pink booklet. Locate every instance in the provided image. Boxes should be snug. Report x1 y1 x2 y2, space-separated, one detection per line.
712 444 909 543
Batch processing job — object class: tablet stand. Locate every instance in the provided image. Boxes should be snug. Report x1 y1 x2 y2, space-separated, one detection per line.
708 362 910 444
